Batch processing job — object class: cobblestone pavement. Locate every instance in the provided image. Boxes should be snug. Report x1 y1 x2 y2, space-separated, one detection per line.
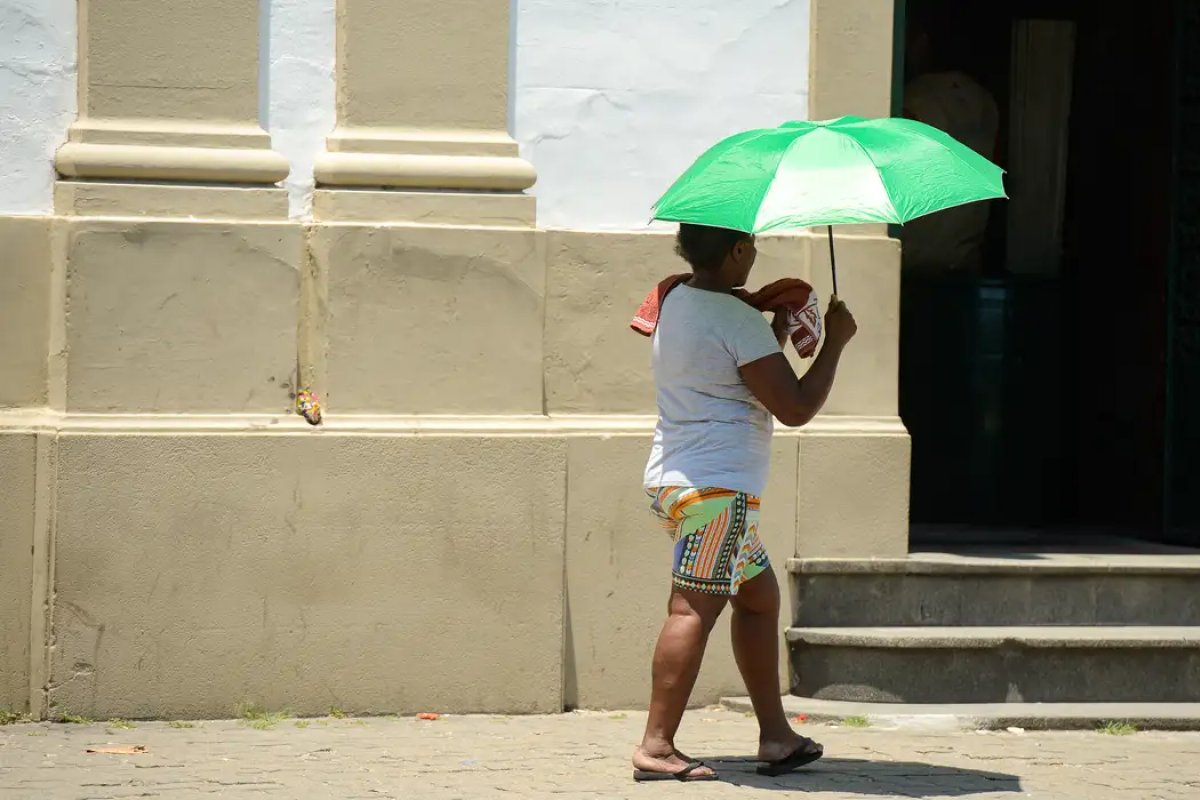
2 707 1198 799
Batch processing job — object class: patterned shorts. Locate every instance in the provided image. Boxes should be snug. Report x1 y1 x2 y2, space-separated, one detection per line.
648 486 770 596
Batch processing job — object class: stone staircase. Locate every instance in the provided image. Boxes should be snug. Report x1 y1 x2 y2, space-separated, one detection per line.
786 547 1200 708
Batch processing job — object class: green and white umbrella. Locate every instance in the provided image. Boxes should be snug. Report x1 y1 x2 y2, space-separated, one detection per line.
652 116 1006 295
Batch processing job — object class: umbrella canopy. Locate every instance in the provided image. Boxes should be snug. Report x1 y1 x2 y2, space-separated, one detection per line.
652 116 1006 234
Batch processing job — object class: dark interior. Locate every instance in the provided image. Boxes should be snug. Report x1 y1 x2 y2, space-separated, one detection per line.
896 0 1197 546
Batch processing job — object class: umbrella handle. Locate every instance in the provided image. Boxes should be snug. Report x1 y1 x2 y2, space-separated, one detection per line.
827 225 839 299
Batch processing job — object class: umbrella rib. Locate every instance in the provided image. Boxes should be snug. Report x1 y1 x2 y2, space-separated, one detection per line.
894 122 1008 191
838 134 902 222
651 127 798 217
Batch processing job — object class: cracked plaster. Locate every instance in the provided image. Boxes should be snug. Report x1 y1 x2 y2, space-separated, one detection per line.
0 0 76 215
512 0 811 230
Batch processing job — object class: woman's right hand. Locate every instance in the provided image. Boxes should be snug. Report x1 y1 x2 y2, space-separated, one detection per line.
741 296 857 428
824 297 858 348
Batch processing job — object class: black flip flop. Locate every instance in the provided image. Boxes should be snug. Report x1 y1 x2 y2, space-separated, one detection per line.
756 740 824 776
633 760 719 782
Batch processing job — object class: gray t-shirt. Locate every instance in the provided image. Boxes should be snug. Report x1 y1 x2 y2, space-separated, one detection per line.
643 284 782 497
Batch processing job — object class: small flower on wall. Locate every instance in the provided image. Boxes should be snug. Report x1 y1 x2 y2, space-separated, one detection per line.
295 389 322 426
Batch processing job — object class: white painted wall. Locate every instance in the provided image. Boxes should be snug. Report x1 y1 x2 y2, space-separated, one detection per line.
512 0 810 230
0 0 76 215
0 0 809 229
264 0 336 219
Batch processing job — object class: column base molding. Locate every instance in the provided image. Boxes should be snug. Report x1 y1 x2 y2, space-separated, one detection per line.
314 152 536 191
316 127 536 191
56 142 289 185
55 181 289 220
312 188 535 226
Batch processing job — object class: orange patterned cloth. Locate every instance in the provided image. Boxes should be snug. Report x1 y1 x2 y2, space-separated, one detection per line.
648 486 769 596
631 275 822 358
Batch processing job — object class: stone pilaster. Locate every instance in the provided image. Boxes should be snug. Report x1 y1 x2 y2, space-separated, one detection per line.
805 0 909 556
314 0 535 224
55 0 289 217
808 0 895 120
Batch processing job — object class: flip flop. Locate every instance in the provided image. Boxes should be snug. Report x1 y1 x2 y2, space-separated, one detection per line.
633 760 719 782
756 740 824 776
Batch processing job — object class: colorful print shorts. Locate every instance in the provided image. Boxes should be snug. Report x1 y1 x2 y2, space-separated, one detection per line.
648 486 770 596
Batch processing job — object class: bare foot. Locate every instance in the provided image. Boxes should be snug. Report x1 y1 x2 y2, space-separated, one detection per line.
758 731 823 763
632 746 717 779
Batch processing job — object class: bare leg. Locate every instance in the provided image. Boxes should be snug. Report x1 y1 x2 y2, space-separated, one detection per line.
730 566 821 762
633 586 727 777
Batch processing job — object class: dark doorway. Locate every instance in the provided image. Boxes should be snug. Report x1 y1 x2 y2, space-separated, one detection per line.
897 0 1187 545
1166 0 1200 546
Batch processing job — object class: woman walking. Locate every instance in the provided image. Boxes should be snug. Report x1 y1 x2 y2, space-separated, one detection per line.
632 223 858 782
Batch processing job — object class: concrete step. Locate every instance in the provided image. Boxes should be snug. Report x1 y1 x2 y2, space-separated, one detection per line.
720 695 1200 731
788 626 1200 704
788 552 1200 627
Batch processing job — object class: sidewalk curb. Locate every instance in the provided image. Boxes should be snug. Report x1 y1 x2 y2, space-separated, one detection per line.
721 696 1200 731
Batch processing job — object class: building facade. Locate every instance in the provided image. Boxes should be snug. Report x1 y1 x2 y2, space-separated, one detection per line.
0 0 905 719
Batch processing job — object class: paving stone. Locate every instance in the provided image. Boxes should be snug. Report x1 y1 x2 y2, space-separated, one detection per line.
0 708 1196 798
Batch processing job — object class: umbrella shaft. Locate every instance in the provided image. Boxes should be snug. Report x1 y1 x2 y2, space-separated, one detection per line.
828 225 839 298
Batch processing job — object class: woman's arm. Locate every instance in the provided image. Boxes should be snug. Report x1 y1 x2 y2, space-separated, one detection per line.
740 300 857 427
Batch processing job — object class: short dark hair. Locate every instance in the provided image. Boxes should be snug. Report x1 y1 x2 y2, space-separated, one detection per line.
674 223 750 272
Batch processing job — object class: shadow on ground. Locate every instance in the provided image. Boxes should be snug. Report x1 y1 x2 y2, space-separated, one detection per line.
703 756 1021 795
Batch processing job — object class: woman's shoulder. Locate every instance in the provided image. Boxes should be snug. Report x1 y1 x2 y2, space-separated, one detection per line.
660 287 769 346
671 285 757 314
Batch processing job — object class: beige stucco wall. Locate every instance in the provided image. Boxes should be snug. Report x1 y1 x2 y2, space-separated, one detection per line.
809 0 895 120
0 217 53 409
797 423 911 559
546 231 819 414
545 230 901 418
0 215 907 718
0 433 37 712
563 433 801 709
63 222 302 413
312 225 546 414
1 0 904 719
48 433 566 719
